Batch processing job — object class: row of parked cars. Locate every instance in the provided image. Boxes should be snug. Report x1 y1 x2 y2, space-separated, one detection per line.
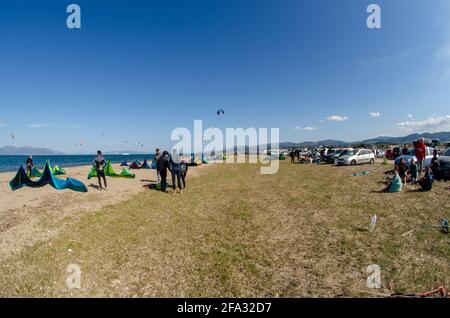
323 148 376 166
323 146 450 179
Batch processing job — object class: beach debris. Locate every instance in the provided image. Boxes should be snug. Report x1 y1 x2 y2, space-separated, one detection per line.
368 215 377 232
391 286 449 298
400 229 414 237
440 218 449 234
217 108 225 115
352 171 369 177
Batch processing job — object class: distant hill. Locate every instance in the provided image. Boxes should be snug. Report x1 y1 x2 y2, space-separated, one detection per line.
0 146 65 155
278 132 450 148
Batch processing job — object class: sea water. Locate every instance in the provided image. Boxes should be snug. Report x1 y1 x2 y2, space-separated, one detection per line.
0 155 154 173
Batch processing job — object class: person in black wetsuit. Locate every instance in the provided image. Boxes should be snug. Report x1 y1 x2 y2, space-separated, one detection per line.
157 151 170 192
26 155 34 176
289 150 295 163
93 151 107 190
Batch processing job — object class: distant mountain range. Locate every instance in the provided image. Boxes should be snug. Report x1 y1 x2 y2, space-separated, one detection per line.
278 132 450 148
103 150 148 155
0 146 65 155
2 132 449 155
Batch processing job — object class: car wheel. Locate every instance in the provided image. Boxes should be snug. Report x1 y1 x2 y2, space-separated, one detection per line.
351 160 357 165
369 158 374 164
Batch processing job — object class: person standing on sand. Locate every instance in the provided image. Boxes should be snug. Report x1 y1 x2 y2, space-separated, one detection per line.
154 148 162 184
26 155 34 176
157 150 170 192
93 151 107 190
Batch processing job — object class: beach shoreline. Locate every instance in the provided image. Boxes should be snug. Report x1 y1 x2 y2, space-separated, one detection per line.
0 162 209 262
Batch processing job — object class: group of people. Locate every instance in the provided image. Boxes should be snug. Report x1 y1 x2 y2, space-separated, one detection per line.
389 138 438 192
289 150 317 164
91 149 189 193
154 148 188 193
391 159 434 192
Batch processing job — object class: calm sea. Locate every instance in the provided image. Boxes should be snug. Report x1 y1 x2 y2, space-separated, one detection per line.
0 155 155 173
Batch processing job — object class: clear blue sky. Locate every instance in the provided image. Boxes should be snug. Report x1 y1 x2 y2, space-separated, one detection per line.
1 0 450 153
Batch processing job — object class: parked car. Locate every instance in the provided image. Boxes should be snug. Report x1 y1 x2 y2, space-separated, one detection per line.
376 150 386 158
437 148 450 180
385 149 393 160
394 147 436 168
336 149 375 166
324 149 345 164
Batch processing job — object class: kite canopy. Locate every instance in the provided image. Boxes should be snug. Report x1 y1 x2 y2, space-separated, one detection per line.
217 109 224 115
151 160 157 169
29 166 43 178
10 161 88 192
52 165 66 175
88 161 136 179
129 161 141 169
141 159 151 169
120 161 129 167
28 165 66 178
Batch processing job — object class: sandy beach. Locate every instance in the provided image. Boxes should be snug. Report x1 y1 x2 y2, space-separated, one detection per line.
0 163 208 262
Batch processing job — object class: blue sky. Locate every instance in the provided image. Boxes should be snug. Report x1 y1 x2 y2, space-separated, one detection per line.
1 0 450 153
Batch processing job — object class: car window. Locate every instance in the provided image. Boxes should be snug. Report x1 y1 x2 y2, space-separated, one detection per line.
443 149 450 156
407 149 415 156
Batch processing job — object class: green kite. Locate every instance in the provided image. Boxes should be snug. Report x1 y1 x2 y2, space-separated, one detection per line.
88 161 136 179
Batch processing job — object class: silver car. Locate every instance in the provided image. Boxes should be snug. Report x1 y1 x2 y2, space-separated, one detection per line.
336 149 375 166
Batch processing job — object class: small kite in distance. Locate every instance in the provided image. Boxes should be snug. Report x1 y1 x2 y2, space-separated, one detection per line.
217 109 225 115
10 133 15 140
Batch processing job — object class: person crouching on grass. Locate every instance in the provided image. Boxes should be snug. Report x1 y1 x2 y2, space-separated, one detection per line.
397 158 408 185
409 158 418 183
94 151 107 190
419 167 434 192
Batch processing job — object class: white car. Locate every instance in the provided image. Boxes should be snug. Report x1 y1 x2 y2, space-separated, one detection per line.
395 147 436 168
336 149 375 166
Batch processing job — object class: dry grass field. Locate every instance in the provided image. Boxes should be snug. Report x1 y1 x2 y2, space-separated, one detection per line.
0 160 448 297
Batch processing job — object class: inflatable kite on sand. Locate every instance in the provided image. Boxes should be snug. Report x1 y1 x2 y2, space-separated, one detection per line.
140 159 151 169
129 161 141 169
10 161 88 192
87 161 136 179
28 165 66 178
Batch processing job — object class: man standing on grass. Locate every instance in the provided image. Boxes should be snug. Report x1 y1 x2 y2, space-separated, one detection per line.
289 149 295 163
157 151 170 192
93 150 107 190
415 138 426 178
